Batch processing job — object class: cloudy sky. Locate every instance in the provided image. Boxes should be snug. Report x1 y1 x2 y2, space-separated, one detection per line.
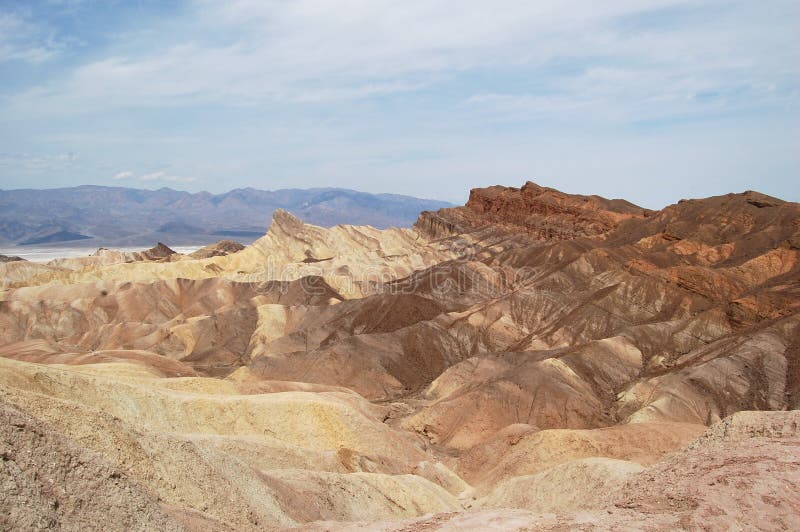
0 0 798 206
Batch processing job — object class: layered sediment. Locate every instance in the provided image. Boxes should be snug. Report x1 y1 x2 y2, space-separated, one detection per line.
1 182 798 530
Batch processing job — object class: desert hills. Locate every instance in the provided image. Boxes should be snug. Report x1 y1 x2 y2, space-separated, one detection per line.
1 181 799 530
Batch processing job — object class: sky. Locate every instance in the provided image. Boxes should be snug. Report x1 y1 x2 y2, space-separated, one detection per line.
0 0 798 207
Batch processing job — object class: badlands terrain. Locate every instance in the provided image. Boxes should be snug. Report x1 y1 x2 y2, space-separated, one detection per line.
1 181 799 530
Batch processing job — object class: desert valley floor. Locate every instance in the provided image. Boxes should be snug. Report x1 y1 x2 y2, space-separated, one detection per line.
1 182 799 530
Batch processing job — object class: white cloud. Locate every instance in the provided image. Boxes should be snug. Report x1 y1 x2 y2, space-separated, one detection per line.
7 0 798 118
0 12 62 64
0 152 78 171
139 171 197 183
110 170 196 183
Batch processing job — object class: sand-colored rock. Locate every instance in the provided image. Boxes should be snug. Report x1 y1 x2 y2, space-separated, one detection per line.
480 457 644 512
297 412 800 531
0 400 181 531
455 422 704 491
0 357 466 528
4 210 458 298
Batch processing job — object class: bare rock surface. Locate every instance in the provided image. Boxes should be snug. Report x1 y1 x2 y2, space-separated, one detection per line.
0 400 181 531
415 181 651 239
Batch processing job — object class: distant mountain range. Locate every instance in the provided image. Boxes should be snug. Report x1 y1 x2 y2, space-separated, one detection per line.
0 185 453 247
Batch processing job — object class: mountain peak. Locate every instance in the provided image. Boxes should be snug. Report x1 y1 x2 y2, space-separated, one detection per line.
271 208 304 229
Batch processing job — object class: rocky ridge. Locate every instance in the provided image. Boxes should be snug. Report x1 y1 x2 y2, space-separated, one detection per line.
415 181 651 239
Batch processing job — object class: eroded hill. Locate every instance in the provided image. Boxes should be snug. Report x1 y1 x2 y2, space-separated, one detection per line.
1 182 798 530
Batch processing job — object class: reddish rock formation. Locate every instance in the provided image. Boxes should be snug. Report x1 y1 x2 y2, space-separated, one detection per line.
416 181 651 239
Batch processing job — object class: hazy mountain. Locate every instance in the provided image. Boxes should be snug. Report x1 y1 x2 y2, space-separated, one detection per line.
0 185 453 246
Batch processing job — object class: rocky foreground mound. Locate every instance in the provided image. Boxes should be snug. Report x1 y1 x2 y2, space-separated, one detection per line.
0 181 798 530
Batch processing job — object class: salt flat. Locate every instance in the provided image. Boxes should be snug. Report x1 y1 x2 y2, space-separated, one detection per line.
0 245 202 262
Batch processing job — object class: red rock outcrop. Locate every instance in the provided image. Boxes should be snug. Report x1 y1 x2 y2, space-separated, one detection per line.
416 181 651 239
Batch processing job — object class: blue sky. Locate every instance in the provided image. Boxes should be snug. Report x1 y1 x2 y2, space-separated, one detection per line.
0 0 798 207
